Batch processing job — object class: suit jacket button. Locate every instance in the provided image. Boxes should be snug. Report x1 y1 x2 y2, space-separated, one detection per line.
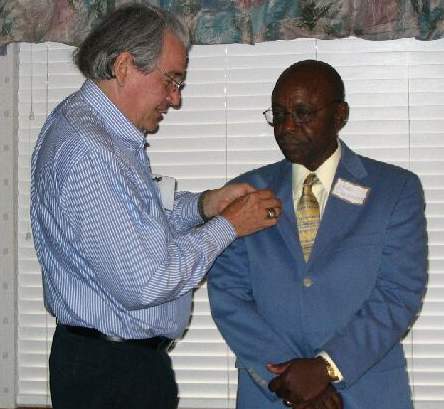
303 277 313 287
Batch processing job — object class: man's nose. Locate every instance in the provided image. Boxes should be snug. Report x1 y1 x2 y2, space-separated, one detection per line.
281 112 298 130
167 88 181 108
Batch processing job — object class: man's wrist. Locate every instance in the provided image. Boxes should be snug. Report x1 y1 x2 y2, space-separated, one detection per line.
198 190 212 222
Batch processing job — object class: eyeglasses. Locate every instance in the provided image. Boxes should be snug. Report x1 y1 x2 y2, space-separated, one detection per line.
263 100 341 126
155 65 185 93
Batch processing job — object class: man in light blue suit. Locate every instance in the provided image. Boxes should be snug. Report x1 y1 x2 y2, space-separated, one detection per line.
208 60 428 409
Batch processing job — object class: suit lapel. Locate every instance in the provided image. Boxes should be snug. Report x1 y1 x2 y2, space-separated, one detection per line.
268 143 370 265
270 160 305 264
309 141 369 262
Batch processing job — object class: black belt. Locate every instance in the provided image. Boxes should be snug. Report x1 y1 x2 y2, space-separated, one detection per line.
61 324 173 351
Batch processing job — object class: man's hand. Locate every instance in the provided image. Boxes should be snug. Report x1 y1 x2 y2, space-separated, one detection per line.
201 183 256 219
221 189 282 237
267 357 331 404
291 385 343 409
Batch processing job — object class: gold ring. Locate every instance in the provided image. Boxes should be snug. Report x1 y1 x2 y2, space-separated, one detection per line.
266 208 276 219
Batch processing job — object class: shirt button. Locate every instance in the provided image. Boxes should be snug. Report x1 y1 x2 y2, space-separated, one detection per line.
303 277 313 287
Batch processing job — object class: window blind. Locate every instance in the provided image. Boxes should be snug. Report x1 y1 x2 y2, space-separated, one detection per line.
404 39 444 409
16 37 444 408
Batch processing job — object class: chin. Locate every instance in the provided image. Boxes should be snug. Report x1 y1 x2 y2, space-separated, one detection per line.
286 156 315 169
284 153 303 164
144 125 159 134
142 120 160 134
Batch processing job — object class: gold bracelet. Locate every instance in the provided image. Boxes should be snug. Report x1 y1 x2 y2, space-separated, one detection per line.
319 356 339 381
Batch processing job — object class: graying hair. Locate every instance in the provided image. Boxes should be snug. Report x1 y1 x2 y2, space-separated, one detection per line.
74 3 190 81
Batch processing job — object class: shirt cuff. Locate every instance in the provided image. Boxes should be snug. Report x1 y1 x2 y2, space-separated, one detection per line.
317 351 344 382
173 191 203 225
203 216 237 250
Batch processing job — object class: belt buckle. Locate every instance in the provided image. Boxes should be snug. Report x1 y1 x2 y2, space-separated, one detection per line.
105 335 125 342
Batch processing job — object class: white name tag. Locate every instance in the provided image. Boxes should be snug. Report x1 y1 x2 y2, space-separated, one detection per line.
152 174 176 210
332 178 369 205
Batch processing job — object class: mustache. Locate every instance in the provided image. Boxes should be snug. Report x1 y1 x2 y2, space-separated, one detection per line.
275 133 305 143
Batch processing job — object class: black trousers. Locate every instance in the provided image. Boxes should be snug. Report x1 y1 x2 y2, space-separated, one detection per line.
49 324 178 409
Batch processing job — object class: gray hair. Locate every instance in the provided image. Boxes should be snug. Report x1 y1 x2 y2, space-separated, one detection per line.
74 3 190 80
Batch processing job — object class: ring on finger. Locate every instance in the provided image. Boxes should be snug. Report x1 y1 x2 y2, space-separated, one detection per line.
266 207 277 219
283 400 293 407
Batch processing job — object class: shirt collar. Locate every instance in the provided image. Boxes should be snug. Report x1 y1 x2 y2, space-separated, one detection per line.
292 141 342 194
80 80 146 149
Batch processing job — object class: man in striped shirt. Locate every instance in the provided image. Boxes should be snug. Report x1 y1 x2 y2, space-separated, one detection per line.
30 4 281 409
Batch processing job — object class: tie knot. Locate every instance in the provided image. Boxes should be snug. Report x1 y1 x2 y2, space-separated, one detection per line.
304 173 319 188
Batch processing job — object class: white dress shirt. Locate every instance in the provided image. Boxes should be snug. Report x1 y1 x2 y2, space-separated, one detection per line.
292 143 342 217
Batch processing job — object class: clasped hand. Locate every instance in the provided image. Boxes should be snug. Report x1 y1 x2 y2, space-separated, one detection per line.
267 358 343 409
204 183 282 237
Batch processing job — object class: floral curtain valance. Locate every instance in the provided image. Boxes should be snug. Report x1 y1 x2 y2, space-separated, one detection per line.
1 0 444 47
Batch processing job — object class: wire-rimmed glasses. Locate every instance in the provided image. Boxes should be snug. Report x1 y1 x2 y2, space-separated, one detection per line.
155 65 185 93
263 100 341 126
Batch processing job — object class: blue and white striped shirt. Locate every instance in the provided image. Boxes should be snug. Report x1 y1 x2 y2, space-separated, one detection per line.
31 80 236 339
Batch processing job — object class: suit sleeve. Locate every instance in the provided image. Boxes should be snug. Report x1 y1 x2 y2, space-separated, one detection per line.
208 236 303 401
321 173 428 388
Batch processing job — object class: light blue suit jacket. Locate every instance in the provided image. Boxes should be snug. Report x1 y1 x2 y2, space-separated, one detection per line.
208 141 428 409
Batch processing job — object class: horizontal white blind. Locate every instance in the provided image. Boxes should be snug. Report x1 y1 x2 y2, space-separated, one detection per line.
17 43 78 407
17 38 444 408
404 41 444 408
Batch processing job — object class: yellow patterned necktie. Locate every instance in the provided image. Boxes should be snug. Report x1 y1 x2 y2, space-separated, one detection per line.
297 173 320 261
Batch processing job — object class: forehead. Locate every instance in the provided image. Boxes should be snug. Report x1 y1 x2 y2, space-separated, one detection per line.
157 31 187 74
272 69 335 106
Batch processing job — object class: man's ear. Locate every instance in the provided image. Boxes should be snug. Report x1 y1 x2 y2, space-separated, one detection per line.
112 52 133 86
335 101 349 132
